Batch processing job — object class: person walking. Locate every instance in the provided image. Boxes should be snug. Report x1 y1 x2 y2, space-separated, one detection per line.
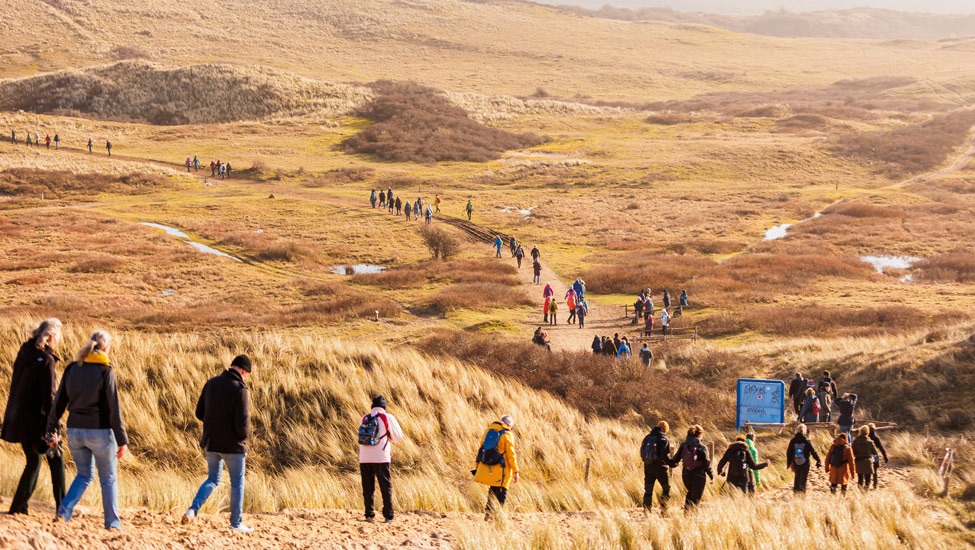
660 309 671 335
493 236 503 258
387 187 393 205
413 201 420 221
193 155 200 171
745 433 762 493
424 206 433 224
786 424 821 493
186 157 192 172
46 331 127 530
370 189 377 208
548 299 558 326
34 132 40 147
466 200 473 221
532 259 541 285
434 194 441 213
644 313 655 337
565 289 577 325
639 343 653 367
591 335 602 355
852 426 878 490
530 246 540 263
378 190 386 209
616 338 630 359
404 200 412 221
358 395 405 523
662 289 671 309
3 319 66 516
509 236 517 257
473 415 519 518
679 289 689 307
825 433 856 495
105 140 112 156
572 278 585 298
798 388 821 424
210 161 216 177
867 423 888 489
640 421 672 509
87 138 93 154
182 355 254 532
515 245 524 268
576 297 588 329
668 425 713 508
54 134 60 150
10 130 15 143
395 197 402 215
633 295 644 325
717 434 768 494
817 371 838 422
25 133 32 147
836 393 858 443
225 163 232 178
788 373 805 417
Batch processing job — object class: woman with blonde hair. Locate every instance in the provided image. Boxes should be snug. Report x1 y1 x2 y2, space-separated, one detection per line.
46 330 128 529
785 423 821 493
2 319 66 515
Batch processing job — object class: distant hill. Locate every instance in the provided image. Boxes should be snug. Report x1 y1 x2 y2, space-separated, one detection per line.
554 5 975 40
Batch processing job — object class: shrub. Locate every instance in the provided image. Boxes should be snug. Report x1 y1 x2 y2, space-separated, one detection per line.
917 252 975 283
582 255 715 294
735 305 926 336
0 169 173 199
343 81 545 163
645 113 694 125
255 242 319 263
774 113 829 131
736 105 784 118
67 256 127 273
427 282 532 312
418 225 461 260
825 202 905 218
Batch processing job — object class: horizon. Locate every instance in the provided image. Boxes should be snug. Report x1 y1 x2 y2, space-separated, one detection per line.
540 0 975 16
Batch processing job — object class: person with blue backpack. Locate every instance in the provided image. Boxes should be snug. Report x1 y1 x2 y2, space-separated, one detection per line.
493 236 503 258
786 424 821 493
639 421 672 509
473 414 519 518
358 395 404 523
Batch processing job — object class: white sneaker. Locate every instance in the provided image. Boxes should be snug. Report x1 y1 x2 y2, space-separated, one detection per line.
230 523 254 533
181 510 196 524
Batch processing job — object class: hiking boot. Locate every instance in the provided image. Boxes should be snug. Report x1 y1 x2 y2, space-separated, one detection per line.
181 510 196 525
230 523 254 533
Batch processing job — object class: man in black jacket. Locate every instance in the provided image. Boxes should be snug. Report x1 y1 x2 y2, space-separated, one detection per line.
717 435 769 494
182 355 254 532
639 421 672 509
788 373 805 417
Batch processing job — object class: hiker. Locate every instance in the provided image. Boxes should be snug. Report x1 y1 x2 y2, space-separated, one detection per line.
225 163 231 178
493 236 503 258
413 201 420 221
613 333 622 353
817 371 838 423
616 338 631 360
633 296 644 324
542 297 550 323
543 282 554 301
798 388 821 424
640 421 672 509
591 335 602 354
182 355 254 532
663 289 671 309
210 161 216 176
370 189 377 208
531 327 550 350
680 289 689 307
825 433 856 495
404 200 412 221
193 155 199 170
186 157 192 172
395 197 402 215
572 278 585 298
46 330 127 530
668 425 714 508
717 434 768 494
25 133 31 147
106 140 112 156
643 313 655 337
509 236 517 257
786 424 821 493
435 194 441 213
660 309 671 335
532 259 541 284
788 373 805 417
87 138 93 154
45 135 51 149
387 187 393 205
530 246 540 263
745 433 762 493
34 132 40 147
2 319 66 516
867 423 888 490
54 134 60 150
576 297 588 329
565 289 577 325
836 393 858 443
358 395 405 523
466 200 473 221
473 415 519 518
852 426 878 490
639 344 653 367
10 130 14 143
548 299 558 326
416 197 423 212
602 336 617 357
378 190 386 208
220 163 227 179
515 245 524 268
424 206 433 224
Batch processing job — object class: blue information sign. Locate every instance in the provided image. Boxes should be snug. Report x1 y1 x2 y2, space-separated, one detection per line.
736 378 785 430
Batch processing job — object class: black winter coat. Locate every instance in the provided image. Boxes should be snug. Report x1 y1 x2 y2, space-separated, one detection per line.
1 341 58 444
47 359 128 446
786 434 821 468
669 437 714 479
718 441 767 485
196 369 251 454
640 427 671 470
836 394 858 426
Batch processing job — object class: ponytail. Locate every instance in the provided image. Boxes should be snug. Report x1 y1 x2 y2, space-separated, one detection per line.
32 318 62 350
77 330 111 363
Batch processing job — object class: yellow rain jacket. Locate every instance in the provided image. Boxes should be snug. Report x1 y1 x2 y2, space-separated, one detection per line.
473 421 519 489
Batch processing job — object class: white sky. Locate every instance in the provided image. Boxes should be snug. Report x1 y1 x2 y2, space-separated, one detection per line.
539 0 975 16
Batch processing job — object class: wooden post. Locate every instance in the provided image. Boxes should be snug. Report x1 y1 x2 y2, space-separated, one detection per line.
584 457 591 484
940 448 954 498
925 424 930 439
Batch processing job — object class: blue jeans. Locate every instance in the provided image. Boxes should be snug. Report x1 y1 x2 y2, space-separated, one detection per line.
839 424 853 443
188 452 246 527
60 428 120 529
495 247 502 257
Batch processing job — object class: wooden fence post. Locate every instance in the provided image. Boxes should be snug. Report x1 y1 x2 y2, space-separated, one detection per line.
584 457 591 484
940 448 954 498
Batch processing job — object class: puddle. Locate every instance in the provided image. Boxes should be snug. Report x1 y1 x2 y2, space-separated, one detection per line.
900 274 915 283
255 229 264 234
500 206 537 220
140 222 243 262
159 289 175 296
860 255 923 274
762 201 842 241
330 264 387 275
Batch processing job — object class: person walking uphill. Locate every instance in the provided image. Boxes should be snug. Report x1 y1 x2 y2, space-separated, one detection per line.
798 388 821 424
867 423 888 489
717 434 769 494
473 415 519 518
669 425 713 509
788 373 805 417
852 426 878 490
786 424 821 493
493 236 503 258
515 245 524 268
466 200 473 221
640 421 672 509
370 189 377 208
532 259 541 285
3 318 66 516
836 393 858 443
824 433 856 495
46 331 128 530
182 355 254 532
358 396 405 523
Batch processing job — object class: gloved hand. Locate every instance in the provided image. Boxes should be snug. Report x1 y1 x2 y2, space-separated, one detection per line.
815 461 822 469
884 456 889 464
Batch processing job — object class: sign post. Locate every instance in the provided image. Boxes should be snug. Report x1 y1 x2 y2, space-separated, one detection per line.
736 379 785 430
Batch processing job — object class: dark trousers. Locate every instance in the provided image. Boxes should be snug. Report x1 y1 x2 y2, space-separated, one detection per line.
485 486 507 515
9 441 66 515
567 310 576 324
830 483 848 495
872 458 880 488
643 464 670 508
857 472 871 488
792 462 810 493
682 473 707 508
730 481 748 494
360 462 393 520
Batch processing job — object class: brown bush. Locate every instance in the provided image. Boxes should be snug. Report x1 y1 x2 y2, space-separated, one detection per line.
665 239 745 255
255 242 319 263
832 110 975 177
825 202 905 218
302 166 375 187
645 113 695 125
583 254 714 294
343 81 545 163
917 252 975 283
736 105 785 118
5 276 46 285
774 113 830 132
736 305 925 336
426 282 532 312
418 225 461 260
0 169 174 199
67 256 127 273
353 259 519 290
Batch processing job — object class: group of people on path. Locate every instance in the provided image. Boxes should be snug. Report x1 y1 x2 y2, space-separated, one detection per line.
370 188 438 224
789 371 852 433
632 287 688 337
10 130 109 155
540 278 589 329
183 157 232 179
590 333 654 365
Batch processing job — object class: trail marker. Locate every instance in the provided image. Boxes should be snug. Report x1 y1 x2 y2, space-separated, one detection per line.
736 378 785 430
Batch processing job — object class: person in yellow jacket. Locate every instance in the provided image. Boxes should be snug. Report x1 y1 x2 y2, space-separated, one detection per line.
473 415 519 516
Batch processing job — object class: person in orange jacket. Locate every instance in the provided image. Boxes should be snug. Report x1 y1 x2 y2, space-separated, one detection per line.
472 415 519 517
824 433 856 495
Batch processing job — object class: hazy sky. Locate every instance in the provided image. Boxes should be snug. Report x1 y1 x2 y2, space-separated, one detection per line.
540 0 975 16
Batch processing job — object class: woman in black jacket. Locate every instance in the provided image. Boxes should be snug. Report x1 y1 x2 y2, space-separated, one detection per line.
1 319 66 515
669 425 714 508
867 423 889 489
785 424 821 493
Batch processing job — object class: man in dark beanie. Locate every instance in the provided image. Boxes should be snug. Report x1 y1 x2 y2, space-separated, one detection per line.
182 355 254 532
358 395 404 523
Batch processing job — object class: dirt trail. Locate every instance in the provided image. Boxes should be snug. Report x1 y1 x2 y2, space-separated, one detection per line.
887 127 975 190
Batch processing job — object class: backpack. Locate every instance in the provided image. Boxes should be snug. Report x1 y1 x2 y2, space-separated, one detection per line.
358 413 390 448
793 442 807 466
829 445 847 468
731 446 748 470
476 429 508 466
682 444 704 472
640 435 662 464
811 397 821 415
